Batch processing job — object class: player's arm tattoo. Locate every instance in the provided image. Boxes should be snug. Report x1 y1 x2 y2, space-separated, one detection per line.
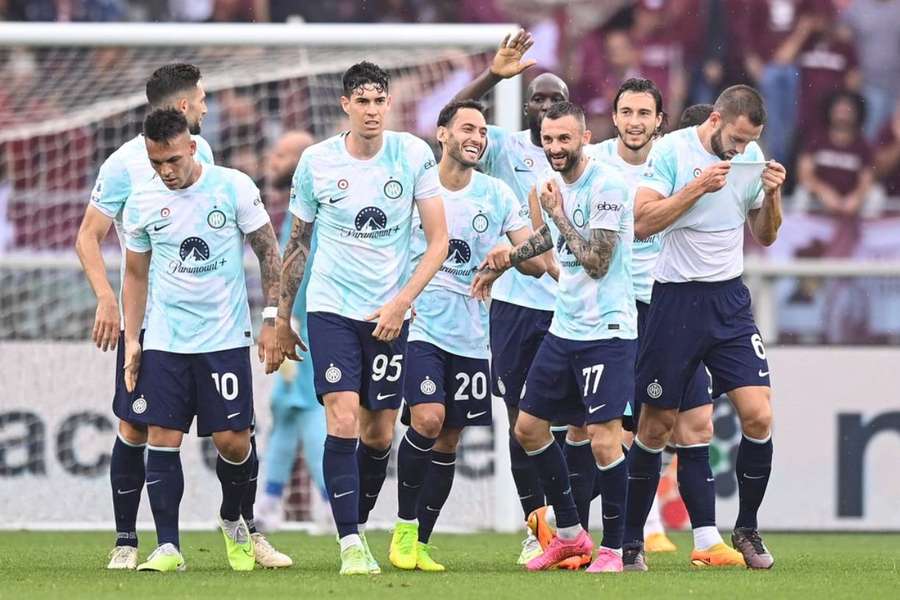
550 211 617 279
278 217 313 320
247 223 283 320
509 224 553 266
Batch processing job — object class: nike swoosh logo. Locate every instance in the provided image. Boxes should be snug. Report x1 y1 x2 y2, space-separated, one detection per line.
588 403 607 414
467 410 487 419
227 412 241 419
364 492 379 498
153 223 171 231
401 481 421 489
743 474 767 480
706 477 715 482
117 488 138 495
376 393 396 401
518 494 533 500
603 514 620 520
333 490 355 498
425 505 440 513
758 370 770 377
328 195 347 204
513 166 531 173
146 479 161 486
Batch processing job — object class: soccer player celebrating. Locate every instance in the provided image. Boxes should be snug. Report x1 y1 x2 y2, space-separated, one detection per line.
624 85 784 571
453 29 569 565
389 100 545 572
76 63 214 570
478 101 635 573
276 61 448 575
121 108 284 572
589 88 744 566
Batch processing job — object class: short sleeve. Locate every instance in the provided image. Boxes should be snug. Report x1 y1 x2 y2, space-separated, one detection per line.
589 180 628 232
497 179 527 234
123 204 150 253
289 154 318 223
90 155 132 219
194 135 215 165
233 172 270 234
479 125 508 176
639 138 678 197
411 137 441 201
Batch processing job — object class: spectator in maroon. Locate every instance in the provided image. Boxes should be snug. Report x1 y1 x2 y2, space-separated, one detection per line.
797 91 876 256
631 0 687 121
795 4 861 135
731 0 818 163
873 99 900 202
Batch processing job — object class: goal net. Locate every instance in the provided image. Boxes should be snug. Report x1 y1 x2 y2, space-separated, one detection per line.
0 22 526 531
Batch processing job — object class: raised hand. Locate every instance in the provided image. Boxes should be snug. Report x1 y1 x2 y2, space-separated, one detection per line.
490 29 537 79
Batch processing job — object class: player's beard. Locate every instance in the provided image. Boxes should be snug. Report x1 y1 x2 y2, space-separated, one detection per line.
618 126 653 152
448 138 480 168
527 112 542 140
710 126 736 160
546 145 581 174
188 120 201 135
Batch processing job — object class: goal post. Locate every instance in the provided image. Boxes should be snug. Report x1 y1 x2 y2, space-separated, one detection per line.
0 22 524 532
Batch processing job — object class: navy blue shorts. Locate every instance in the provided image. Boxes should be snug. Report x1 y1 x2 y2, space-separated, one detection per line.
521 333 637 426
633 301 711 424
401 341 491 429
113 329 145 423
307 311 408 411
636 277 771 411
489 299 553 408
127 346 254 436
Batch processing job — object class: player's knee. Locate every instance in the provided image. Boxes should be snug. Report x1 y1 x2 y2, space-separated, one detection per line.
118 420 147 445
636 410 675 449
326 408 359 438
514 416 545 451
411 409 444 439
590 436 621 465
740 403 773 440
673 412 713 446
435 428 462 452
213 430 251 463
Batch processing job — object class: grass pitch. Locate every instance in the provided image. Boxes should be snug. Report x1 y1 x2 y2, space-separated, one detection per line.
2 531 898 599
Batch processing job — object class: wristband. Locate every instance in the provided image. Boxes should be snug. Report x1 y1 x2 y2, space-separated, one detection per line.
262 306 278 320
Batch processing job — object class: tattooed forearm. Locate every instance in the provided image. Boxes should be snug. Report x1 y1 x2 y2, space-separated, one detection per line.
549 211 617 279
278 217 313 320
509 224 554 266
247 223 283 313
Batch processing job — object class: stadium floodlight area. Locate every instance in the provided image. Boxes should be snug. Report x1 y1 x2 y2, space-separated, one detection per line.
0 22 524 531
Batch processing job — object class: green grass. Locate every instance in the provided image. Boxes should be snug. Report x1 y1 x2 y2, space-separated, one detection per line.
2 531 898 599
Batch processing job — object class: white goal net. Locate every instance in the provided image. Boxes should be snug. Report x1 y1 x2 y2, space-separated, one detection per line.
0 23 525 531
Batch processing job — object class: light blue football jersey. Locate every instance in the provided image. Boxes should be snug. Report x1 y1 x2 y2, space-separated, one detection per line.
289 131 441 321
587 137 661 304
123 164 269 353
479 126 557 312
89 134 215 323
639 126 765 282
408 171 527 359
540 160 637 341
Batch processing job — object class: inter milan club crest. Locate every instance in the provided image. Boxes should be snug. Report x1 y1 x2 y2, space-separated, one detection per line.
132 395 147 414
207 209 226 229
383 179 403 199
325 364 342 383
693 167 703 178
573 207 586 227
647 379 663 399
420 377 437 396
472 212 489 233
